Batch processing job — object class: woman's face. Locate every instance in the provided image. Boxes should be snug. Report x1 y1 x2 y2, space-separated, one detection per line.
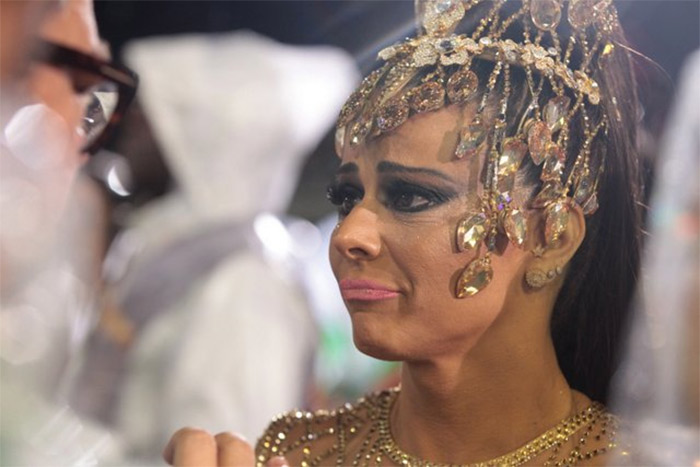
329 106 532 363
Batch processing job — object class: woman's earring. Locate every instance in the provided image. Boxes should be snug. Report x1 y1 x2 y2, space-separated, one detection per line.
525 265 562 289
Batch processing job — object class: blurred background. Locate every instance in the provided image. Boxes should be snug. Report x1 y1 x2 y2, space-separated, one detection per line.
1 1 697 465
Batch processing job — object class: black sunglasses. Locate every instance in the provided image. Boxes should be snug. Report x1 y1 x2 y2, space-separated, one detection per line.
34 40 139 155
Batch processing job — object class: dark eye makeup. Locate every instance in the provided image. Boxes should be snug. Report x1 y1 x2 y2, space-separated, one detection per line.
327 177 456 217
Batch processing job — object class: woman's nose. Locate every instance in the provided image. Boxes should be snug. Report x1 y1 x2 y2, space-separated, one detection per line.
331 206 381 261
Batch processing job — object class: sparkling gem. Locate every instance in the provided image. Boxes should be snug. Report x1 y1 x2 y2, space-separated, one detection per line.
456 255 493 298
498 138 528 177
446 69 479 103
334 126 346 156
349 117 372 146
582 192 599 215
532 182 564 208
338 91 364 127
526 269 548 288
504 209 528 248
417 0 466 35
527 121 552 165
413 41 439 67
441 50 470 65
568 0 595 30
502 39 519 61
376 98 410 133
574 175 594 205
541 147 565 182
548 47 558 56
497 192 513 211
479 37 493 47
531 0 562 31
464 37 478 52
455 119 487 159
545 201 570 244
378 45 398 61
408 81 445 113
437 38 456 53
543 95 571 133
456 212 490 251
588 81 601 105
602 42 615 57
532 47 547 60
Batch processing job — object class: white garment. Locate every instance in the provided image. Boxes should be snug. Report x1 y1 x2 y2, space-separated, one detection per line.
105 31 357 463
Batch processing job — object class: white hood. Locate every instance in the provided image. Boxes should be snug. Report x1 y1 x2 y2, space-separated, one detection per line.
124 31 358 221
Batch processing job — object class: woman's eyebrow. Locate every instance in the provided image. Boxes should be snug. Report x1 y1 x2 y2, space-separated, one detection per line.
376 161 457 183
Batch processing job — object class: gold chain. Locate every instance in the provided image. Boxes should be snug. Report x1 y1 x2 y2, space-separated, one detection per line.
374 388 605 467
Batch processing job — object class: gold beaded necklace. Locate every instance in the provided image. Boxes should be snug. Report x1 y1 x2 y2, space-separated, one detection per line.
374 388 606 467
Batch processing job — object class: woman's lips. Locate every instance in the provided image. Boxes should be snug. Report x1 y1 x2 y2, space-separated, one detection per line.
339 279 400 301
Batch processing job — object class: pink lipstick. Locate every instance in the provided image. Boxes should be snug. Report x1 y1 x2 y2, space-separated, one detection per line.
339 279 400 301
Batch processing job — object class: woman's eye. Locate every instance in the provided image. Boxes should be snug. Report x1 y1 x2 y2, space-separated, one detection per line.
385 182 447 213
391 192 432 211
327 183 363 217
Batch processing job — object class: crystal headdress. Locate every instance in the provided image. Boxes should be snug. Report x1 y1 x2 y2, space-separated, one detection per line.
335 0 623 297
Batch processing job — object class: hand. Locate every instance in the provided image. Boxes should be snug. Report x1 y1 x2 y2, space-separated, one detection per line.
163 428 289 467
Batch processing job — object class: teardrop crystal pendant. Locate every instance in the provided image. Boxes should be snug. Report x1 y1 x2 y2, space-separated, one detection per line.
417 0 466 36
568 0 596 31
582 193 599 215
527 121 552 165
545 201 570 245
543 95 571 133
541 146 565 182
455 118 488 159
530 0 562 31
532 181 565 208
456 212 490 251
456 255 493 298
498 138 528 177
504 208 528 248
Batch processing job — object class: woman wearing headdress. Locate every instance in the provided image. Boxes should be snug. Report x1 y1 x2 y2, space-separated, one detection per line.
166 0 648 465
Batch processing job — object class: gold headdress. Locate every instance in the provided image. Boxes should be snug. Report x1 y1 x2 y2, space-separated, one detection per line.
335 0 623 297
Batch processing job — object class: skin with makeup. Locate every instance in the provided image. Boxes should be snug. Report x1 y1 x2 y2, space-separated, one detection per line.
164 105 635 467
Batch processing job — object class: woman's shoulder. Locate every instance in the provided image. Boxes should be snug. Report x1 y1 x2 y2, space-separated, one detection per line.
254 389 394 466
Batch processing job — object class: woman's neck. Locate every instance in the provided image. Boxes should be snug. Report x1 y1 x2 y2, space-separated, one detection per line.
392 331 583 464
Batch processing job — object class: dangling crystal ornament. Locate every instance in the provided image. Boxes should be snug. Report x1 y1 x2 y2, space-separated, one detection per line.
568 0 596 31
456 255 493 298
498 138 528 177
574 174 594 205
416 0 467 36
541 145 565 182
527 121 552 165
532 182 565 208
530 0 562 31
504 209 528 248
457 212 490 251
582 193 599 215
543 95 571 133
545 201 570 245
455 118 488 159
